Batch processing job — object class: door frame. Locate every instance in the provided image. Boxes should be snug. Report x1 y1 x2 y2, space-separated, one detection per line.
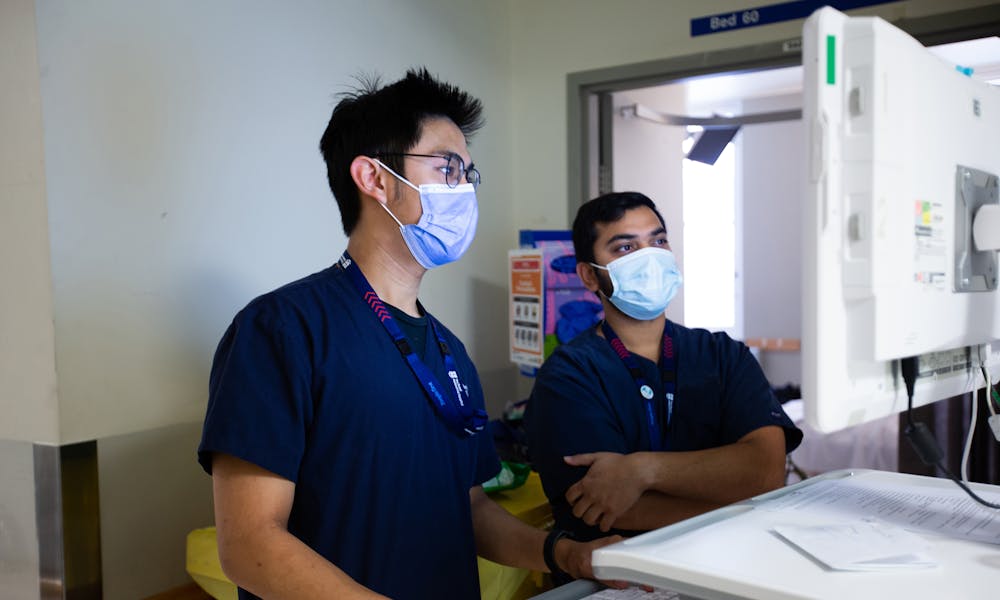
565 4 1000 223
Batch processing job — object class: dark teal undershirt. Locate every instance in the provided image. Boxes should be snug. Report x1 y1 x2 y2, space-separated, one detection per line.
386 303 428 360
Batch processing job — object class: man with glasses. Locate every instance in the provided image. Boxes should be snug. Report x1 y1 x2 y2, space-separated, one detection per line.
198 68 619 600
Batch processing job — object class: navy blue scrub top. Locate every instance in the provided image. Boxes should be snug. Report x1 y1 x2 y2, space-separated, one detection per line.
525 323 802 542
198 262 500 600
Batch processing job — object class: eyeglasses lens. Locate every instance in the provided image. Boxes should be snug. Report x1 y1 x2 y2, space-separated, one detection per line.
447 155 461 188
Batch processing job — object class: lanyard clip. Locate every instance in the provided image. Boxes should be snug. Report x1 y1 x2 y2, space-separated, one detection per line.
393 337 413 356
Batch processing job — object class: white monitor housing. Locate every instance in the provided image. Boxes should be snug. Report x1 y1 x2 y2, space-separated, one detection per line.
802 7 1000 432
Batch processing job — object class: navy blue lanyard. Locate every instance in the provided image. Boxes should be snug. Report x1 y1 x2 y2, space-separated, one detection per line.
600 320 676 452
338 252 487 438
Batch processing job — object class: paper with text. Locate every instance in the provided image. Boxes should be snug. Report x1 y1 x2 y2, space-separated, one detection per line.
581 587 680 599
772 518 937 570
762 478 1000 545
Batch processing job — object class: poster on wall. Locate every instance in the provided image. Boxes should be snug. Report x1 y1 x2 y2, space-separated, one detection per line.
509 250 544 368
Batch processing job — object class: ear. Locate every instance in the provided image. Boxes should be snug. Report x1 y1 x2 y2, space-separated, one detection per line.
576 261 601 294
349 156 389 205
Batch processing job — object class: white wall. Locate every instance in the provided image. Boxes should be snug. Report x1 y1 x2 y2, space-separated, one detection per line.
506 0 996 391
508 0 998 232
4 0 996 597
33 0 516 444
612 86 688 323
7 1 516 597
739 93 804 387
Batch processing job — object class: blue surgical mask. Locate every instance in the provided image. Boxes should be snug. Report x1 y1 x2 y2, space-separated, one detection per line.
374 159 478 269
590 247 683 320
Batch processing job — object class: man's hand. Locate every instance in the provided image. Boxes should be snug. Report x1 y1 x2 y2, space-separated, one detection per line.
564 452 648 532
555 535 653 591
554 535 626 588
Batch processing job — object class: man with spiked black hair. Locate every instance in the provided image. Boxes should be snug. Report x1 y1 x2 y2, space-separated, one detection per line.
199 68 620 599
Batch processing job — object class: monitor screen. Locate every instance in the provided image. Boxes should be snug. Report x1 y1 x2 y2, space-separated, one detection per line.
802 7 1000 432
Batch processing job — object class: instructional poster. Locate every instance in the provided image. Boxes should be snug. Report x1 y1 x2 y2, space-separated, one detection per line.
509 250 544 367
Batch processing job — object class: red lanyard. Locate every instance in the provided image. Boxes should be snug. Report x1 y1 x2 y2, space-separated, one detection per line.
601 321 676 451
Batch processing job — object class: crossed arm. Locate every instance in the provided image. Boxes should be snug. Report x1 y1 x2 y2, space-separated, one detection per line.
564 425 788 533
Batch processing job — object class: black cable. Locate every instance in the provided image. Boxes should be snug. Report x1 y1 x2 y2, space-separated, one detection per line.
900 356 1000 510
901 356 919 429
934 459 1000 509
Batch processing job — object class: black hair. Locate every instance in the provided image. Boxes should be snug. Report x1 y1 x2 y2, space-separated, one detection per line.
571 191 667 265
319 67 485 235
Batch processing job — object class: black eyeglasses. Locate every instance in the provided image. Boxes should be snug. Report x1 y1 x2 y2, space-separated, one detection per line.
376 152 481 189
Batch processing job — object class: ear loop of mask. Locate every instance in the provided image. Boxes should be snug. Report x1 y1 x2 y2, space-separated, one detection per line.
372 158 420 229
589 263 615 300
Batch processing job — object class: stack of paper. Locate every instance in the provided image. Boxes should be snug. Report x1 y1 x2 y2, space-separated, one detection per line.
582 587 679 599
772 519 937 571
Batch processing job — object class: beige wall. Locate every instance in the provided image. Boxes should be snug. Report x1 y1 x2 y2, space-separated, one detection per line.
97 422 212 599
0 439 39 599
0 0 59 444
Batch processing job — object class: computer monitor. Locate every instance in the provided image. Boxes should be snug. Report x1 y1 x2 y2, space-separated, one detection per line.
802 7 1000 433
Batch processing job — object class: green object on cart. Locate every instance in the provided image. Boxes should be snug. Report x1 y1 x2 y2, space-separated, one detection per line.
482 461 531 493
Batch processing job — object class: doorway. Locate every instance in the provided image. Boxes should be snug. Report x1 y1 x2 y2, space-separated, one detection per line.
567 6 1000 391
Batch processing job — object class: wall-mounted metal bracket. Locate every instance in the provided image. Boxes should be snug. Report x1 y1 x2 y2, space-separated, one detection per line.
954 165 999 292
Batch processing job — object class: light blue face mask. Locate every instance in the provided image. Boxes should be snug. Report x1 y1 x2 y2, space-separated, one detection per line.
591 247 683 320
374 159 479 269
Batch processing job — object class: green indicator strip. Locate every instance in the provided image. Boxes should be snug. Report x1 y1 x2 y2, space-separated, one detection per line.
826 35 836 85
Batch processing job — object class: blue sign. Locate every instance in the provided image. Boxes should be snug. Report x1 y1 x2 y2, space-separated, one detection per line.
691 0 900 37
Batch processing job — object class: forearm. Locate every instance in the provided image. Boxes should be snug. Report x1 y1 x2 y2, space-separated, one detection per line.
470 487 548 571
632 431 786 504
611 491 724 532
218 522 388 600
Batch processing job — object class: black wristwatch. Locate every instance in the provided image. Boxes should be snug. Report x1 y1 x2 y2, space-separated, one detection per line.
543 528 573 582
